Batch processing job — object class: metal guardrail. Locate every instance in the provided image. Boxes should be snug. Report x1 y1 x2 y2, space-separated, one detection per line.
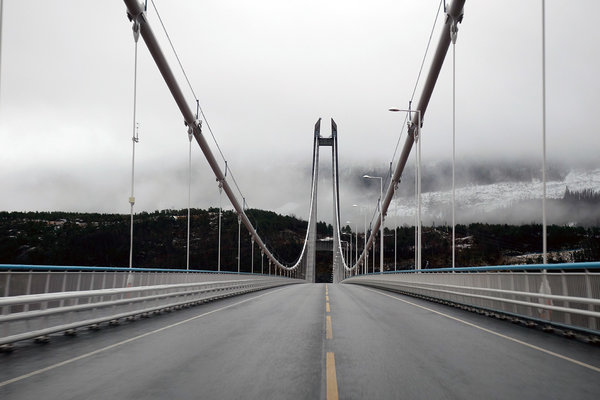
0 265 300 346
344 262 600 336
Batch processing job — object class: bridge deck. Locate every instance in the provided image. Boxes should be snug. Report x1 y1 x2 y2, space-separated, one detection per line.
1 284 599 399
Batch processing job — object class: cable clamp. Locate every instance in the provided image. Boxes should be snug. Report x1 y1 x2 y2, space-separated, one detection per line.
450 19 458 44
131 17 141 43
448 10 463 45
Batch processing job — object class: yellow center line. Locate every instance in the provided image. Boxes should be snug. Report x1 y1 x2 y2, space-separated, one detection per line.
363 287 600 374
326 295 329 302
326 315 333 339
326 302 331 313
326 352 339 400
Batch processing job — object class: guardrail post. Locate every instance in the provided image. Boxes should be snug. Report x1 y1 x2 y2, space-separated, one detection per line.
509 272 517 315
584 271 597 331
60 273 67 307
524 271 532 318
23 272 33 312
2 272 10 297
561 274 571 325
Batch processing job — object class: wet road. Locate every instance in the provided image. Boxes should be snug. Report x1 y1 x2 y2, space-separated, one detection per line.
1 283 599 399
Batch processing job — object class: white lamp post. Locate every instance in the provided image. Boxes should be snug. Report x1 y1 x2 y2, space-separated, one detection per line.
251 236 254 274
352 205 366 274
389 108 422 270
363 175 384 274
217 183 222 272
237 214 241 274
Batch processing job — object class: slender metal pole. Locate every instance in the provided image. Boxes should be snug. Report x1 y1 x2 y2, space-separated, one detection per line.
261 251 264 274
379 180 383 273
372 242 375 273
417 112 422 270
218 184 222 272
452 38 456 270
355 222 358 275
237 214 241 273
251 237 254 274
414 137 418 270
128 21 140 270
449 11 460 270
394 223 397 272
541 0 548 265
363 176 384 273
186 131 192 270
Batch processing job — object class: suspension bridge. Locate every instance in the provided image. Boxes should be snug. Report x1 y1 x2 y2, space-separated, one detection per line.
1 1 599 399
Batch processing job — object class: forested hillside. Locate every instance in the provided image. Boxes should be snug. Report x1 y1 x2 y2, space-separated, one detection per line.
1 209 598 277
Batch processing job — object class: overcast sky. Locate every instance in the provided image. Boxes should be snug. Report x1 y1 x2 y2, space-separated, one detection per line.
1 0 599 223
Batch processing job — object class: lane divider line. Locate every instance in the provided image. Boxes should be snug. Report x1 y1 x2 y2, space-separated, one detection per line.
362 286 600 373
326 352 339 400
0 287 291 388
326 315 333 339
326 303 331 313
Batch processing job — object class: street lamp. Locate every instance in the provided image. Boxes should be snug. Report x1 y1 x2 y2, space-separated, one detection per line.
389 108 422 270
363 175 384 274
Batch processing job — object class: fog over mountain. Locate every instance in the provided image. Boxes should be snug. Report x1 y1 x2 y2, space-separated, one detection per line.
2 150 598 228
337 158 600 227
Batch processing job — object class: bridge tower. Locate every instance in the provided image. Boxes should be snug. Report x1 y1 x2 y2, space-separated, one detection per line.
304 118 344 283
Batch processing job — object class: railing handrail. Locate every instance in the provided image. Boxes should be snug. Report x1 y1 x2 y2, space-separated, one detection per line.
366 261 600 274
361 278 600 307
0 264 267 274
0 278 276 306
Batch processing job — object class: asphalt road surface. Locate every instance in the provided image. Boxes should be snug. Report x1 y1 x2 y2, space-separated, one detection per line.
1 283 599 399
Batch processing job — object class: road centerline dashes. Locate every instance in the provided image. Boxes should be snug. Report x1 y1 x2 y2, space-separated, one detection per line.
326 352 339 400
324 284 338 399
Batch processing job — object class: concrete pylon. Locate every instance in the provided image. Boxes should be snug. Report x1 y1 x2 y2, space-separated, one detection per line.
304 119 321 283
304 118 345 283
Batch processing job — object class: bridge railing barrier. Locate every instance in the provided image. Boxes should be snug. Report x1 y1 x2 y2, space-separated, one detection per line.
0 265 299 346
343 262 600 336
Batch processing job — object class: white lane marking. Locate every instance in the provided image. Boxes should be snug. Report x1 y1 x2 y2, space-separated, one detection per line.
0 287 290 388
362 286 600 373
